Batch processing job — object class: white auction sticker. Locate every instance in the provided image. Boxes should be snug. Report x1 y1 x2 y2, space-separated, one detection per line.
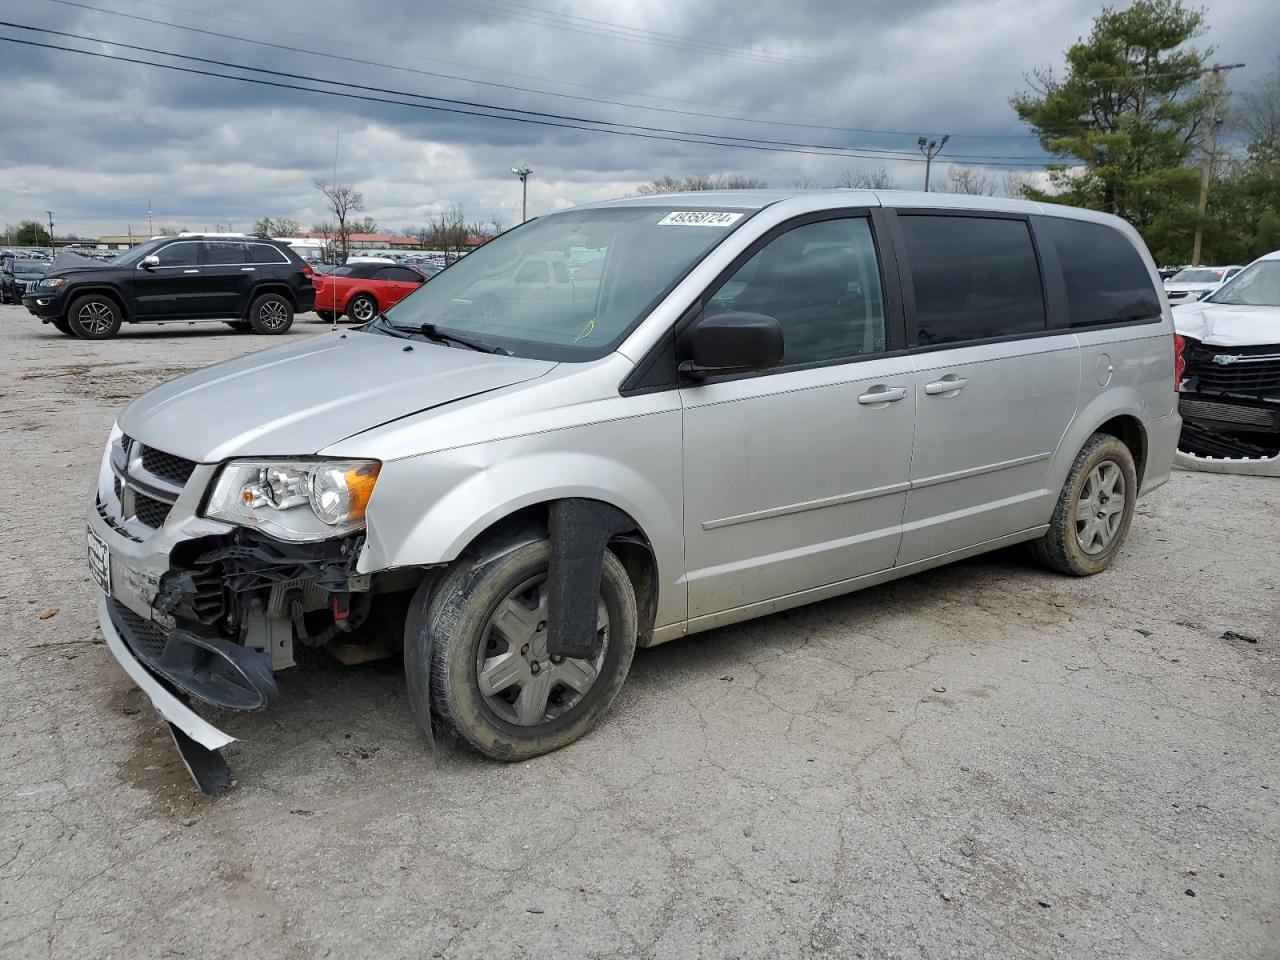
658 211 744 227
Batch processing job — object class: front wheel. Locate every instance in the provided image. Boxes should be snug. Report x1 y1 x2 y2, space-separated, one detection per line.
1030 433 1137 576
248 293 293 334
405 541 638 760
67 295 122 340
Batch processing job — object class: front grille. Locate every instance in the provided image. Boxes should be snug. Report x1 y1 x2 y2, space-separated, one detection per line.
133 492 173 529
1184 341 1280 395
140 445 197 486
1179 397 1280 431
100 434 201 537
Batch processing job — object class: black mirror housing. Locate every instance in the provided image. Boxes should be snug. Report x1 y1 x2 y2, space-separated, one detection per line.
680 311 784 378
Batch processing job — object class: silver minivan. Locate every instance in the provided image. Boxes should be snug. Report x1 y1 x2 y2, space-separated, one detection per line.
88 190 1181 783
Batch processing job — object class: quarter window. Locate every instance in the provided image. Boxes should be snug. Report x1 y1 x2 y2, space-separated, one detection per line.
1039 218 1162 325
248 243 289 264
707 217 888 365
899 215 1045 346
153 242 199 267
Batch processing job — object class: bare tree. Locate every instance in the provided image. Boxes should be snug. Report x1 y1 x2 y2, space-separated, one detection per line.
834 167 896 189
313 178 365 261
999 171 1039 199
789 176 819 189
252 216 301 237
634 173 768 195
943 166 997 196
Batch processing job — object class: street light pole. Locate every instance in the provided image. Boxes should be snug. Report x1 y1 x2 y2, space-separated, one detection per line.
512 166 533 223
917 135 950 192
46 210 54 258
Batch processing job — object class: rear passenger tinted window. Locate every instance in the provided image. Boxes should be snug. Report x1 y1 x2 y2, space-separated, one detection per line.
203 241 247 265
899 215 1045 346
1039 218 1161 325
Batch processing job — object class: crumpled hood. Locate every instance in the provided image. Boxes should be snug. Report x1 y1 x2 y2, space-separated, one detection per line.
1173 302 1280 347
119 330 555 462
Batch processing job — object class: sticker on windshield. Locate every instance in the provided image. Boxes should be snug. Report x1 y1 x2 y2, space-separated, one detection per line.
658 211 744 227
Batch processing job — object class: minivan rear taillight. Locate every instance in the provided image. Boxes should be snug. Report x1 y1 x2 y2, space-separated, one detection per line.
1173 333 1186 391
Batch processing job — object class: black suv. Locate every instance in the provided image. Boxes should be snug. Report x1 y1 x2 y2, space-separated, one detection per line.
1 258 48 304
22 235 317 339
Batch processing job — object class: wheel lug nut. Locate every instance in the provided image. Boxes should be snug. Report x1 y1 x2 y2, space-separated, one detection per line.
536 621 546 632
530 662 540 674
551 655 562 664
521 643 530 655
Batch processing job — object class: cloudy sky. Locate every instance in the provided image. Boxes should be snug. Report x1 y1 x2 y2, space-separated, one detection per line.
0 0 1272 238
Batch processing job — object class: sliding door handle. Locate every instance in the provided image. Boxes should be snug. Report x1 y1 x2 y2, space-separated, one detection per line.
924 376 969 396
857 386 908 405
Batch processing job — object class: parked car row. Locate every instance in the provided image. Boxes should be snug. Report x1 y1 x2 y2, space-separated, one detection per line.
18 234 316 338
1163 264 1242 304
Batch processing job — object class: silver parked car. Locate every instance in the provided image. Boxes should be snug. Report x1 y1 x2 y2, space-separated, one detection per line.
87 190 1180 785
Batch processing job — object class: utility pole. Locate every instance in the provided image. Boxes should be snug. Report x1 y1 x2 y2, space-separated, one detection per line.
512 166 533 222
46 210 54 258
1191 62 1245 266
917 135 949 192
147 199 154 237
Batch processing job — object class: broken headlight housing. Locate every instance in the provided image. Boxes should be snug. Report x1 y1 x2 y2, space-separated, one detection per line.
205 459 381 542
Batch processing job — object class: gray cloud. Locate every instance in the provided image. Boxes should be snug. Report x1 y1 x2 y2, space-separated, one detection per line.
0 0 1271 236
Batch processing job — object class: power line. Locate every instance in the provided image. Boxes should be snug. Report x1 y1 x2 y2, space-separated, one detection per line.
0 24 1058 165
41 0 1046 141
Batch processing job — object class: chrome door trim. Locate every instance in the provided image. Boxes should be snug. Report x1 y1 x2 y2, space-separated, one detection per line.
910 451 1052 490
702 480 912 530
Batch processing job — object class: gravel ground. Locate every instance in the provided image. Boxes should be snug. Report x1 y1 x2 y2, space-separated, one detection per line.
1 303 1277 960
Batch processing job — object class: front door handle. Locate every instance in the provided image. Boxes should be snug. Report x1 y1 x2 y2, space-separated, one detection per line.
924 376 969 396
857 386 908 405
182 269 199 274
240 267 255 272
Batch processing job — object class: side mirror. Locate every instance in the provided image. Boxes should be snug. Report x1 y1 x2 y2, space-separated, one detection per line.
138 255 160 270
679 311 784 379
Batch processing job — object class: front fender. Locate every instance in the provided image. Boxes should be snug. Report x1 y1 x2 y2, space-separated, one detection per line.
356 411 686 627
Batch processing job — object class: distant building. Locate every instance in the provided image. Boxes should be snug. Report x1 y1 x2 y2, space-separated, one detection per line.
347 233 419 250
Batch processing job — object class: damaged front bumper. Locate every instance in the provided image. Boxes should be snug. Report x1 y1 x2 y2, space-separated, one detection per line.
99 594 236 751
1176 340 1280 476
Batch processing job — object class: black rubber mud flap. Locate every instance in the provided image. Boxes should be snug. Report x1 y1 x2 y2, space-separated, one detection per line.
167 722 234 796
546 499 633 659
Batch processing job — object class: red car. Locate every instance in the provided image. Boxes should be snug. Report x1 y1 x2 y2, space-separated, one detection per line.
312 262 437 322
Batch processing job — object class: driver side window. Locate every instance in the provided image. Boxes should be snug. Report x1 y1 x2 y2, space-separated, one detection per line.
153 242 199 267
707 217 887 366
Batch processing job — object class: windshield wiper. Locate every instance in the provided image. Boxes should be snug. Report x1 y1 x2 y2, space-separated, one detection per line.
416 322 511 355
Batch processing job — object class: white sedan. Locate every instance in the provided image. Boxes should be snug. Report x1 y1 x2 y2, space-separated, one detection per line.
1164 264 1243 304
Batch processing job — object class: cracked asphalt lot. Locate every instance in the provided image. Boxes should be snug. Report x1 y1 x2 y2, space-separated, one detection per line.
0 304 1277 959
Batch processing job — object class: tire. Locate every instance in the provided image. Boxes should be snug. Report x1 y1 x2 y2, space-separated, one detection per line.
248 292 293 334
316 309 335 322
405 541 638 760
346 293 376 324
224 320 251 331
66 295 122 340
51 317 73 336
1030 433 1138 576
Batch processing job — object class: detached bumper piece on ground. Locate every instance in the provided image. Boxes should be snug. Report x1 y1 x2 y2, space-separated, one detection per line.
1177 340 1280 476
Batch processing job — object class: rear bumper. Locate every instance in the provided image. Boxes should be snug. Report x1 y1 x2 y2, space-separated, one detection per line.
99 595 235 751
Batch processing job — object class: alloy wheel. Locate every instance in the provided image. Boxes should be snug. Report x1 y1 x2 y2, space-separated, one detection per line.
78 301 115 335
351 297 374 322
259 299 289 330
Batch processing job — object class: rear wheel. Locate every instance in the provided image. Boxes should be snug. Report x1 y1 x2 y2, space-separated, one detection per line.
67 295 122 340
346 294 376 324
248 293 293 334
405 541 638 760
1031 433 1137 576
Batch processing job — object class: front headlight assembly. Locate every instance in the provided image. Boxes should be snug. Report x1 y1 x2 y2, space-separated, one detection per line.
205 459 381 542
39 277 66 288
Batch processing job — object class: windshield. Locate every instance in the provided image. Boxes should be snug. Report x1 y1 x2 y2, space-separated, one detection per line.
113 237 171 266
1169 268 1224 284
383 206 751 359
1206 260 1280 307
